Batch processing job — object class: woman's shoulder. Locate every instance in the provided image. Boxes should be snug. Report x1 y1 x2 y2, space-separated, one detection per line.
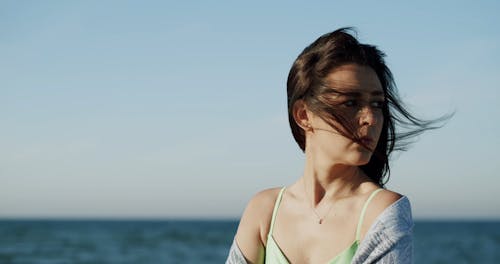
353 190 413 263
237 187 283 238
372 189 413 230
249 187 284 209
358 187 410 241
234 187 284 263
370 188 403 214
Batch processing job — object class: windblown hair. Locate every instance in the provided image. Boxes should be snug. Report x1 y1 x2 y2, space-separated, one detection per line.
287 27 449 186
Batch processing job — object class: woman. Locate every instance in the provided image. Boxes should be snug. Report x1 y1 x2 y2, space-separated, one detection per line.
226 28 430 264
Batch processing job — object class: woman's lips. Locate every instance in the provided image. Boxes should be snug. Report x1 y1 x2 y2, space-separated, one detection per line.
359 136 374 147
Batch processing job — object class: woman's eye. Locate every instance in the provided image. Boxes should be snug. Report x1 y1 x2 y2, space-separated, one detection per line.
371 101 385 108
343 100 357 107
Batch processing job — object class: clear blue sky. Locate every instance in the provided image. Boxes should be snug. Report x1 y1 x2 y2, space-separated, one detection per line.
1 1 499 220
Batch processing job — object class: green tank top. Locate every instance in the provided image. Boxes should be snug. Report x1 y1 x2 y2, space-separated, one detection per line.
265 187 383 264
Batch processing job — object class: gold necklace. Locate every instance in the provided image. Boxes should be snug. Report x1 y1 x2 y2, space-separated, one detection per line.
302 178 335 224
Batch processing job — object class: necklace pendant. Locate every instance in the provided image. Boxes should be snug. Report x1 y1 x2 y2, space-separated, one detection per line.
319 219 323 224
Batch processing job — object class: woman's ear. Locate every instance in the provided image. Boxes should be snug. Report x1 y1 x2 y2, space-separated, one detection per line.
293 99 312 131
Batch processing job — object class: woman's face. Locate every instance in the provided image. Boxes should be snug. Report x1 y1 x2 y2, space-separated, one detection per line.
306 63 385 166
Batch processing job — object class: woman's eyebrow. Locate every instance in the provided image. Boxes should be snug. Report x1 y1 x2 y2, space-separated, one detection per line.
370 90 385 97
328 89 384 97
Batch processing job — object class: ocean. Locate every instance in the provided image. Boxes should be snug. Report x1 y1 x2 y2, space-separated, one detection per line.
0 219 498 263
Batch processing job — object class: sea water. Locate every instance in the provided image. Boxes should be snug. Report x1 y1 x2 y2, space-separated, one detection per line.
0 219 499 263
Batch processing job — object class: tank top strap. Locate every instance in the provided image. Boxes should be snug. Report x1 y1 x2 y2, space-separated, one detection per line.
268 187 286 237
355 188 384 241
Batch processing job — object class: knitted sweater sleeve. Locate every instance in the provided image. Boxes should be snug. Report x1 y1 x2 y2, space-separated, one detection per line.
351 196 414 264
225 239 248 264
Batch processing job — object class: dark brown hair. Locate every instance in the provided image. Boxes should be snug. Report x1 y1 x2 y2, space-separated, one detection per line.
287 28 449 186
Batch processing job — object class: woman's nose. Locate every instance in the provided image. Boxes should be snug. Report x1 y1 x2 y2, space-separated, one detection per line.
358 106 377 126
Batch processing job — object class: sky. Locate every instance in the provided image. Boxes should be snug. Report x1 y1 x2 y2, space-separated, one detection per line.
1 0 499 220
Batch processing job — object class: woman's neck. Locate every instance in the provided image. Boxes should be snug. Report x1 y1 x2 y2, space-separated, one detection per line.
301 154 367 205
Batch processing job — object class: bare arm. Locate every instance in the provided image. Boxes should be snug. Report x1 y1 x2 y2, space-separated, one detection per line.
232 188 279 264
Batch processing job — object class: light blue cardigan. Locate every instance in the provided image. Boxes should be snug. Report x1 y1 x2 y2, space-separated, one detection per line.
225 196 413 264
